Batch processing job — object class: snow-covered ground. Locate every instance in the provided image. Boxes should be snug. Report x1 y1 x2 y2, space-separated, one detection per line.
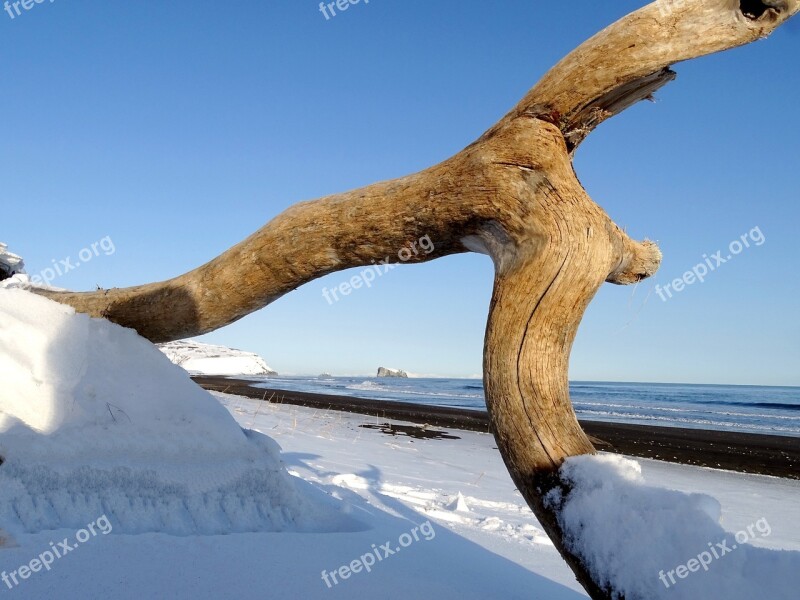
216 395 800 599
1 287 798 599
158 339 277 376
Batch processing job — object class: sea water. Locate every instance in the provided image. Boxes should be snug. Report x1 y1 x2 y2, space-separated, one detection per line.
249 376 800 438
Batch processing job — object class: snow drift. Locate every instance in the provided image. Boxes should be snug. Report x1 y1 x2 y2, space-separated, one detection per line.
551 454 800 600
0 288 354 536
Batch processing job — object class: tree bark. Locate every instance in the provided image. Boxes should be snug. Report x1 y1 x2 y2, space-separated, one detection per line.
32 1 798 597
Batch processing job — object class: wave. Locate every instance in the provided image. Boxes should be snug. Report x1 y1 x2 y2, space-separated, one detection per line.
390 389 483 399
576 409 800 435
346 381 387 391
570 388 800 410
693 400 800 412
574 401 800 421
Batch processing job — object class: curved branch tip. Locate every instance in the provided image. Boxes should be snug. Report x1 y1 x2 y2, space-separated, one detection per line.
607 239 662 285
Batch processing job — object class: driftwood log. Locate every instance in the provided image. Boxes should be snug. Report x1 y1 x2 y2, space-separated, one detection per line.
36 1 798 597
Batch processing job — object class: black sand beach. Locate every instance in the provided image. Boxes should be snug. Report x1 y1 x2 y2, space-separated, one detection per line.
194 376 799 480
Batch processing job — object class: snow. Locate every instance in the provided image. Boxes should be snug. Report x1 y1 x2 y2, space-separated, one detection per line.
554 454 800 599
0 243 24 271
0 384 797 597
0 289 350 536
0 272 59 291
0 286 797 598
0 243 25 281
158 339 277 376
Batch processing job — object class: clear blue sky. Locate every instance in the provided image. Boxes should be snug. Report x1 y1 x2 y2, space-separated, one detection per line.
2 1 798 384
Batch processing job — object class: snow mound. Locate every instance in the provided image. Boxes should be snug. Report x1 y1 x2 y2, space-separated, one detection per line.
552 454 800 600
0 242 25 273
0 273 31 288
446 492 470 513
158 340 277 376
0 289 352 536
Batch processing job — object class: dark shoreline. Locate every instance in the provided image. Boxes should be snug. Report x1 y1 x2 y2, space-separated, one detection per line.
194 376 800 480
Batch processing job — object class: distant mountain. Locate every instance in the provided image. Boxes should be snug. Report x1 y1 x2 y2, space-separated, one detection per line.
158 340 277 376
0 243 25 281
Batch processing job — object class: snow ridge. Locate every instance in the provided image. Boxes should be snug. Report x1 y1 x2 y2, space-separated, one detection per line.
0 289 352 536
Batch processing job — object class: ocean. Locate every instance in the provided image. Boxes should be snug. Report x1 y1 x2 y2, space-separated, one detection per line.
249 376 800 438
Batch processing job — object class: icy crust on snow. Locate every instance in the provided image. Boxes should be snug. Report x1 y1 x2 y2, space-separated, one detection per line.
554 454 800 600
0 289 352 536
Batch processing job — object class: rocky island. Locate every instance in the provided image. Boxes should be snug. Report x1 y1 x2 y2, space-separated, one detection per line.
377 367 408 378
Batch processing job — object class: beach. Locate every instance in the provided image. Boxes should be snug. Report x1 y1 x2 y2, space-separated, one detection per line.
193 376 800 480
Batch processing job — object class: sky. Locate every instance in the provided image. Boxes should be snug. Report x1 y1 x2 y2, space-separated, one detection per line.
1 1 798 385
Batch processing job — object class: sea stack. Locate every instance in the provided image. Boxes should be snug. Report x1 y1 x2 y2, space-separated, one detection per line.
377 367 408 378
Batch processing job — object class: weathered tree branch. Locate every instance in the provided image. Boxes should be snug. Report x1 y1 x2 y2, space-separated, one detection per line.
494 0 797 151
30 1 798 598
